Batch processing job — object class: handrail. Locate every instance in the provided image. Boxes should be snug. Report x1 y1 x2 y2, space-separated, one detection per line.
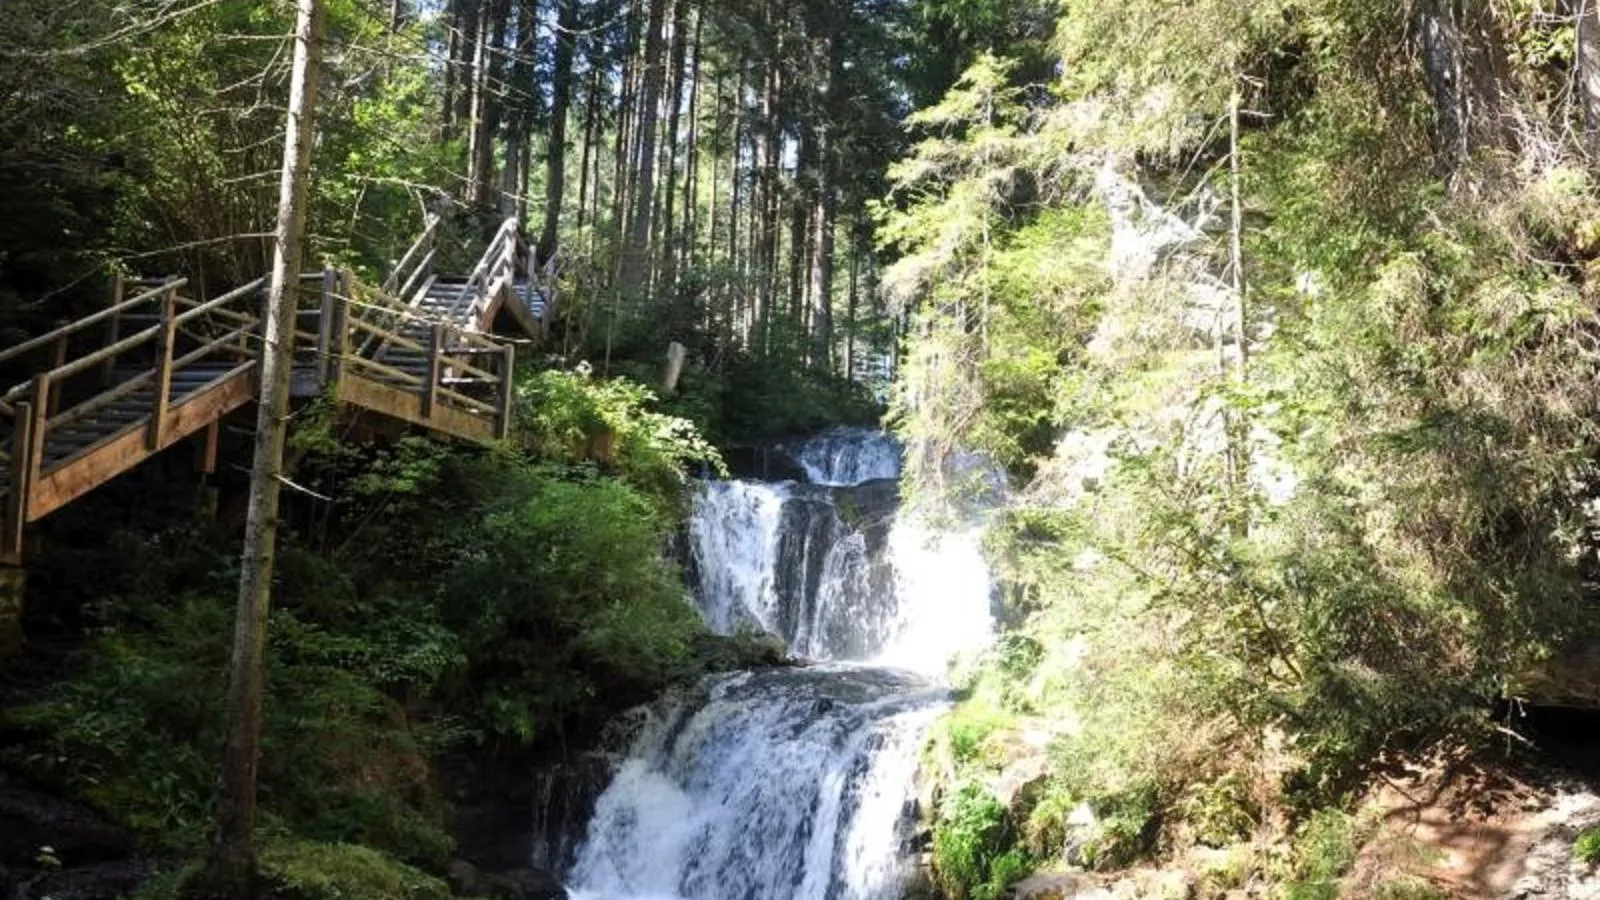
0 279 186 370
174 278 266 327
383 213 440 298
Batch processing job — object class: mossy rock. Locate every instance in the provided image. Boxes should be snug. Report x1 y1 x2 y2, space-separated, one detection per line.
256 840 451 900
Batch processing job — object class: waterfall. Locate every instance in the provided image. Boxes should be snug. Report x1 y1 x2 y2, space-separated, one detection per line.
562 429 996 900
567 668 945 900
788 426 903 487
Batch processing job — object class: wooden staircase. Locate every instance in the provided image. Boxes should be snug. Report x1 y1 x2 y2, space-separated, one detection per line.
0 217 560 565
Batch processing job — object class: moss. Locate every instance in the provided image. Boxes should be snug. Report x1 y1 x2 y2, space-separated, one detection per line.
255 840 452 900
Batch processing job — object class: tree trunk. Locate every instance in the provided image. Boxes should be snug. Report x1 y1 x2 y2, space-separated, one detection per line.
1414 0 1511 172
810 157 835 371
681 13 704 273
540 0 580 260
619 0 670 300
658 0 691 299
576 64 600 232
1579 0 1600 152
503 0 537 222
202 0 322 893
845 227 859 382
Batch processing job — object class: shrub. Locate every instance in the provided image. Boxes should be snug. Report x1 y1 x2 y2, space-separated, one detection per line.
933 782 1030 900
1575 828 1600 865
256 840 451 900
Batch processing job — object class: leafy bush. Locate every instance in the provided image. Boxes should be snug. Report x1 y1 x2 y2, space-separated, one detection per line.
1576 828 1600 865
1285 810 1358 900
933 782 1030 900
3 592 452 864
516 368 725 509
256 840 451 900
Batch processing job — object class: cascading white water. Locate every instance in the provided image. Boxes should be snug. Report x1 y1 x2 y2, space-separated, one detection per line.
563 429 997 900
567 668 946 900
789 426 904 487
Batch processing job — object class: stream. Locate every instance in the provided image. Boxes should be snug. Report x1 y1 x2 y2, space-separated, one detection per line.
563 427 996 900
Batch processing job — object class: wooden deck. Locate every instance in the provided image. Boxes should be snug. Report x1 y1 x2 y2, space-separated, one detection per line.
0 217 560 565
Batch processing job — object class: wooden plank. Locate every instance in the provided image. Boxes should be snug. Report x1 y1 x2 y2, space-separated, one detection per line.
328 275 349 386
3 401 33 565
147 289 177 450
496 344 515 441
48 368 155 431
336 374 494 445
422 323 444 419
29 365 257 521
198 420 220 475
28 378 49 499
318 269 336 383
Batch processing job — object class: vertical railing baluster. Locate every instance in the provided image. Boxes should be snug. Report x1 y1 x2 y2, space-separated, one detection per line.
102 275 124 387
28 377 48 491
496 344 515 441
422 323 444 419
147 286 177 450
317 268 336 384
4 400 34 561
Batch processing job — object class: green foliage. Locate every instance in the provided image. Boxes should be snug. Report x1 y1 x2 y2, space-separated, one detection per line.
438 461 702 741
5 392 726 871
1373 877 1447 900
933 783 1030 900
3 591 451 865
894 0 1600 884
517 368 725 507
256 840 451 900
1284 810 1358 900
1576 828 1600 865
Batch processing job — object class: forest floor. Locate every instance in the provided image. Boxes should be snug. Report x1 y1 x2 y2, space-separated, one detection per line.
1346 747 1600 899
1013 715 1600 900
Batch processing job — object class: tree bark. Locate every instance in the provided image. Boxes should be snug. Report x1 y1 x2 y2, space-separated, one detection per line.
658 0 691 299
618 0 670 300
540 0 581 260
202 0 322 894
1414 0 1511 172
1579 0 1600 152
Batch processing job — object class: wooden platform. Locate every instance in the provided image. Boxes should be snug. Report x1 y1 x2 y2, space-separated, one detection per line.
0 217 560 564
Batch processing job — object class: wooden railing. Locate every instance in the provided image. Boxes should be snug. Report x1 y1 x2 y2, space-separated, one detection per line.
382 212 440 303
0 206 561 561
336 300 516 440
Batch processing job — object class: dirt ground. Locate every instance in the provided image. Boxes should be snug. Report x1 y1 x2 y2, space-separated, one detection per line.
1348 742 1600 899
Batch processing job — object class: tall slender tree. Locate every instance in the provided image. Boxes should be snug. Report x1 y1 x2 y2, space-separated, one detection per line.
200 0 322 893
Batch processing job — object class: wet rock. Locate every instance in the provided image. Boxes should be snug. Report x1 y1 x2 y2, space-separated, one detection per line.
0 786 132 868
1109 869 1196 900
1011 873 1111 899
721 445 808 483
447 859 483 895
482 867 568 900
19 858 159 900
530 753 616 873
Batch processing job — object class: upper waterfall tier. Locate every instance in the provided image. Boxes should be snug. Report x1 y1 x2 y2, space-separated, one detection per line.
687 478 993 675
787 426 903 486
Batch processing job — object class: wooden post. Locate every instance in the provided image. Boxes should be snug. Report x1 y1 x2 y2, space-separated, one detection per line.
0 562 22 657
317 268 336 384
327 273 350 387
422 323 444 419
496 344 515 441
148 287 178 450
198 420 221 475
102 275 124 386
3 401 33 565
46 324 69 417
28 377 48 490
